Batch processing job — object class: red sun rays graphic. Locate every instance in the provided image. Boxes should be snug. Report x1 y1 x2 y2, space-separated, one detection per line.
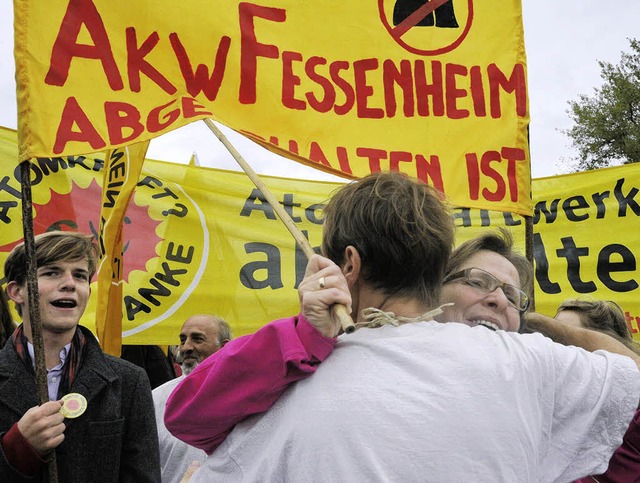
0 179 161 282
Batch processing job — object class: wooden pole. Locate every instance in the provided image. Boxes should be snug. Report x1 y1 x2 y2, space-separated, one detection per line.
525 214 535 312
202 119 355 334
19 161 58 482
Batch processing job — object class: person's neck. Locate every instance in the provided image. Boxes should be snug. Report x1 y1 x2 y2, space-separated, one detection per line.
24 325 76 369
355 288 433 323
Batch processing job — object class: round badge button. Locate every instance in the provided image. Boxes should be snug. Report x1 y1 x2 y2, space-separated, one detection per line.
60 393 87 419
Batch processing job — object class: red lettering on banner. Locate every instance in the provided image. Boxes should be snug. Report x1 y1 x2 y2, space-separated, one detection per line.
288 139 299 154
239 2 286 104
54 96 107 153
465 147 526 202
330 61 355 115
53 96 210 153
354 148 444 191
353 59 384 119
309 142 332 167
469 66 486 116
170 33 231 100
282 51 305 110
479 150 505 201
274 52 524 120
305 57 335 113
445 63 469 119
267 135 300 156
244 132 453 193
181 97 213 119
46 0 123 90
147 99 180 133
335 146 353 175
382 59 414 117
105 102 145 145
261 134 352 174
356 147 386 172
502 147 526 202
415 154 444 192
465 152 480 200
488 63 527 118
389 150 413 171
415 60 445 117
126 28 177 94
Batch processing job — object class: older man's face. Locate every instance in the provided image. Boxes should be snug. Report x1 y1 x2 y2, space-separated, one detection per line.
179 315 222 374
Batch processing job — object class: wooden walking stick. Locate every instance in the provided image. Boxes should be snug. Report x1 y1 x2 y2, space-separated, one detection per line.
19 160 59 483
202 119 355 334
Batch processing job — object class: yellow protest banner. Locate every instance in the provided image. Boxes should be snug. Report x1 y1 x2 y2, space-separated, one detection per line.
95 142 149 355
0 126 335 341
1 127 637 343
14 0 531 215
527 166 640 328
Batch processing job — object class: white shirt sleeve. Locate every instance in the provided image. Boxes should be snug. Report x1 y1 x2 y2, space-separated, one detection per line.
534 335 640 482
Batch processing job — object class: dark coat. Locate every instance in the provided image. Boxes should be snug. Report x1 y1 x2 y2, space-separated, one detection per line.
0 325 161 482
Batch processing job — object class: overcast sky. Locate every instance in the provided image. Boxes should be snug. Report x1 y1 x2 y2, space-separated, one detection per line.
0 1 638 181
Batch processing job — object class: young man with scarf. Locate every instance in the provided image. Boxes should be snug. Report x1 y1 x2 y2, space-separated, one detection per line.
0 231 160 482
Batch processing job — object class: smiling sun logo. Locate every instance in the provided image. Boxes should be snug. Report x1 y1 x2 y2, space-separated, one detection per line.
0 178 161 283
0 156 209 340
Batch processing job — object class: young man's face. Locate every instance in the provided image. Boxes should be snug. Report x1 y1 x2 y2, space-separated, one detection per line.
7 259 91 338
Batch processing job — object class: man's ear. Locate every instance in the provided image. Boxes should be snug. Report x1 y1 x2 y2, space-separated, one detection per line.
220 338 230 348
341 245 361 287
5 281 24 306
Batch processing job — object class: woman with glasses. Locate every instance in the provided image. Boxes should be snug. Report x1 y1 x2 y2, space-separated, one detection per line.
446 229 640 483
437 228 531 333
440 232 640 482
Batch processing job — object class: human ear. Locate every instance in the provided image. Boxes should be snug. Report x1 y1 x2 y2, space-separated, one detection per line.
6 281 25 306
341 246 361 287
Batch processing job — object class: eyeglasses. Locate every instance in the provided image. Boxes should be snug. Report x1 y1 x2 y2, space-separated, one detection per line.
443 267 530 313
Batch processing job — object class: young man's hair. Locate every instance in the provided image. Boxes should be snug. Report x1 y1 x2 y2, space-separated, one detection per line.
322 172 454 308
446 228 533 301
556 298 640 355
4 231 99 288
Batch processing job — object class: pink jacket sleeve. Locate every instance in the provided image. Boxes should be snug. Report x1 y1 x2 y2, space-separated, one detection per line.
164 314 336 454
573 408 640 483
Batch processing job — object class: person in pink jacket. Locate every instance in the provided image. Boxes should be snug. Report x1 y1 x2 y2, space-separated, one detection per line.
165 173 640 481
165 312 337 454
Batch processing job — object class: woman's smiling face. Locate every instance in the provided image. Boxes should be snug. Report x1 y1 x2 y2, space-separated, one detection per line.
438 250 523 332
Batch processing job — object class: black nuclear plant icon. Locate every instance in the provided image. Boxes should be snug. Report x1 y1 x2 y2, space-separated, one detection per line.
393 0 459 28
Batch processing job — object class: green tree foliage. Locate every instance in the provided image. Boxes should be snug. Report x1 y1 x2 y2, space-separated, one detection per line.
564 38 640 171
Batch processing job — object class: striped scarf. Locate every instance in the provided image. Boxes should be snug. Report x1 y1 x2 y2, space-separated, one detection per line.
12 324 86 399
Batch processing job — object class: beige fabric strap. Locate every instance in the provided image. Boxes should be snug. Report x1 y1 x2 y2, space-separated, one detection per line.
356 303 454 329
